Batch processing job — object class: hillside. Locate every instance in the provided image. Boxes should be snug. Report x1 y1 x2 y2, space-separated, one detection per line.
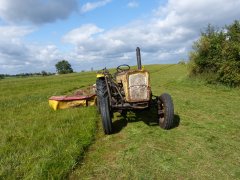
0 64 240 179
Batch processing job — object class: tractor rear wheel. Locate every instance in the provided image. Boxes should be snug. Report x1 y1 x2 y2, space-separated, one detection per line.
158 93 174 129
96 78 113 134
96 97 101 114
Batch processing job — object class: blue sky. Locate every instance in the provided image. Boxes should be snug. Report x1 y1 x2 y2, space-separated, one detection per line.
25 0 164 50
0 0 239 74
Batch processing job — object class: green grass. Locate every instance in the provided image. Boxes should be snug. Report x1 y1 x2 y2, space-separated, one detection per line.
1 65 240 179
70 64 240 179
0 72 98 179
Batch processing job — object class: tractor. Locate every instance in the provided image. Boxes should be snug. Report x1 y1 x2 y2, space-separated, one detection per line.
96 47 174 134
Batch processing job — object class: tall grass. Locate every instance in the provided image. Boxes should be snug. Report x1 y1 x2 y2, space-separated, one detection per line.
0 72 98 179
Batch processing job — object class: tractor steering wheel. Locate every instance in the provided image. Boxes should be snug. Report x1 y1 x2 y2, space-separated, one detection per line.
116 64 130 73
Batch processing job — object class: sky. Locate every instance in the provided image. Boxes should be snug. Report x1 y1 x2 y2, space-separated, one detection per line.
0 0 239 74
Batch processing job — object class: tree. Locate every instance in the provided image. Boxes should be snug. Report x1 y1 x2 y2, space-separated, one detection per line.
189 20 240 87
55 60 73 74
0 74 4 80
41 70 48 76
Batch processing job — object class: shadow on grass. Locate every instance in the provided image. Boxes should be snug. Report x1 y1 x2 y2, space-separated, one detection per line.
112 108 180 134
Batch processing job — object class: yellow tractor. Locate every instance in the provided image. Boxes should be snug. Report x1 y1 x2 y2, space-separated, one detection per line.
96 47 174 134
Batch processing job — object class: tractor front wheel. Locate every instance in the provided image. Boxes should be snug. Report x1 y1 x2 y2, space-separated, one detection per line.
157 93 174 129
96 78 113 134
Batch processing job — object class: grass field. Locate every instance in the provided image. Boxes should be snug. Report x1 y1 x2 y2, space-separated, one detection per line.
0 72 98 179
1 64 240 179
70 64 240 179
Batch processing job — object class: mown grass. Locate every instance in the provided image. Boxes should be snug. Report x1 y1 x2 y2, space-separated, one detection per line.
1 65 240 179
71 64 240 179
0 72 98 179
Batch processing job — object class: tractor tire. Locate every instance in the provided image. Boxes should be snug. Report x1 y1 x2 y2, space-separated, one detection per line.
96 78 113 134
158 93 174 129
96 97 101 114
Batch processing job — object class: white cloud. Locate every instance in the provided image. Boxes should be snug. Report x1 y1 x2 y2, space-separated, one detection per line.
62 0 240 70
127 1 139 8
1 0 240 74
0 0 78 24
0 26 33 63
62 24 104 44
80 0 112 13
0 26 34 39
154 0 240 29
0 43 63 74
0 25 63 74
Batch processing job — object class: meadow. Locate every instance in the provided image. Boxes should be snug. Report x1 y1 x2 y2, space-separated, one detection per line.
71 65 240 179
1 64 240 179
0 72 98 179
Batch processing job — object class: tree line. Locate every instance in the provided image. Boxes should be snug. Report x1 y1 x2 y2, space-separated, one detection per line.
0 71 55 79
0 60 74 79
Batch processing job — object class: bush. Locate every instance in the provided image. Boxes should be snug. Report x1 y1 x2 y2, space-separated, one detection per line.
217 61 240 86
189 21 240 87
0 74 4 80
178 60 186 65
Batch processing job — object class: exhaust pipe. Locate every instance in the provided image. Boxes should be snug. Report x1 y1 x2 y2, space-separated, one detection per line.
136 47 142 70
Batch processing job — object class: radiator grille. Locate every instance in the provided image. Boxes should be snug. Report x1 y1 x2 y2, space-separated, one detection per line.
128 73 148 101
